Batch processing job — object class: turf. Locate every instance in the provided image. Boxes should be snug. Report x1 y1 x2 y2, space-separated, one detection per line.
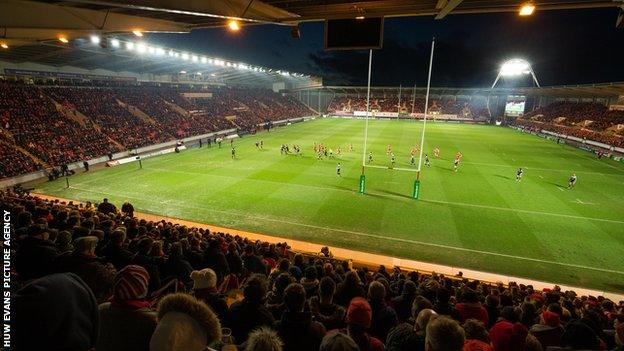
37 118 624 292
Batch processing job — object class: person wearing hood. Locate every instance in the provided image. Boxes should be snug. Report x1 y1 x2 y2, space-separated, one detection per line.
274 283 326 351
301 266 320 299
13 272 99 351
97 265 158 351
191 268 229 322
150 293 222 351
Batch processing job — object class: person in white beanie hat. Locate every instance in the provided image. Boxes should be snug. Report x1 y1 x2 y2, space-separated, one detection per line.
191 268 229 322
150 293 222 351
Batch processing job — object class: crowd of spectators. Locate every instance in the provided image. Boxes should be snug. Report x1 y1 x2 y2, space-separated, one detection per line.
4 190 623 351
47 87 171 149
0 81 314 179
0 82 118 167
515 119 624 148
523 102 624 133
328 96 490 118
0 141 42 178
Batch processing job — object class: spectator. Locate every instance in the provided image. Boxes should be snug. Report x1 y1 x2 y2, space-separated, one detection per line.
102 228 134 270
336 270 366 307
310 276 346 331
97 265 157 351
455 290 489 325
462 319 493 351
368 280 399 341
243 244 267 275
301 266 320 298
425 316 465 351
489 320 528 351
228 274 275 343
386 308 437 351
392 280 417 323
274 283 326 351
122 201 135 218
320 332 360 351
14 224 59 280
204 238 230 282
13 273 99 351
98 198 117 215
340 297 384 351
246 327 284 351
529 310 564 349
191 268 229 322
150 293 222 351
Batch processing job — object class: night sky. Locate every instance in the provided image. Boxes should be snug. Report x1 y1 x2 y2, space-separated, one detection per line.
147 8 624 87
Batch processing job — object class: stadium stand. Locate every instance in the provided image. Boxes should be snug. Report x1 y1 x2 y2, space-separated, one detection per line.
5 190 623 351
0 81 314 178
516 101 624 147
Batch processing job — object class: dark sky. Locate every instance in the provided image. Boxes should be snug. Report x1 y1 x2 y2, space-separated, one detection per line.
147 8 624 87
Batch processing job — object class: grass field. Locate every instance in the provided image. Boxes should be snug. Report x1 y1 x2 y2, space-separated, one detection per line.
37 118 624 292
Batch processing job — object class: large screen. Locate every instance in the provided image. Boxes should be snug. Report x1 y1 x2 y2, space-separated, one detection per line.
505 96 526 116
325 18 384 50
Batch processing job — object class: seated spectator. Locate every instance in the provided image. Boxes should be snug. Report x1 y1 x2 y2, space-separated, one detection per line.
267 273 295 320
338 297 384 351
246 327 284 351
614 322 624 351
14 224 59 280
97 265 158 351
561 319 604 350
102 228 134 270
489 319 528 351
162 242 193 286
529 310 564 349
204 238 230 283
386 308 437 351
98 198 117 215
301 266 320 298
243 244 267 275
462 319 493 351
320 332 359 351
228 274 275 344
368 280 399 341
455 290 489 325
425 316 465 351
150 293 222 351
191 268 229 322
335 270 366 307
274 283 326 351
392 280 417 323
13 273 99 351
310 276 346 331
55 235 100 273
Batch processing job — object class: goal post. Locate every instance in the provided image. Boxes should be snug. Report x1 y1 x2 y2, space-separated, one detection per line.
359 49 374 194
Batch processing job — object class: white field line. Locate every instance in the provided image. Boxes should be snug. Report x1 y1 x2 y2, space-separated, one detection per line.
461 161 623 177
366 165 418 172
50 186 624 276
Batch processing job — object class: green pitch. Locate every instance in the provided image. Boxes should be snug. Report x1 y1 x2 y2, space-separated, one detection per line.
37 118 624 292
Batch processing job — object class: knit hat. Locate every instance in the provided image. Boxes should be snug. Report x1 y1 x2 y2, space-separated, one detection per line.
150 293 222 351
14 273 99 351
113 264 150 300
191 268 217 290
541 310 560 327
463 339 494 351
489 321 528 351
346 297 372 329
320 332 359 351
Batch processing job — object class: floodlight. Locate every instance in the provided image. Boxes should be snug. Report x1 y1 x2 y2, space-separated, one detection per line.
168 50 175 57
181 53 189 60
110 39 120 48
148 46 156 54
519 3 535 16
196 72 202 75
126 42 134 50
499 59 531 76
155 47 165 55
90 35 100 44
58 36 69 43
132 30 143 37
192 55 198 62
228 20 240 31
201 57 207 63
180 70 187 74
136 43 147 53
491 58 539 88
0 43 8 49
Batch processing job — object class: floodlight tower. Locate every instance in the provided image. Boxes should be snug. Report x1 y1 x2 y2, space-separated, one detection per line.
491 58 540 89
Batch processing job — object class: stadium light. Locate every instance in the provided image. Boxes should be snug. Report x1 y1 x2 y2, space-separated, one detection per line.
0 43 8 49
181 53 189 60
519 3 536 16
180 70 187 74
90 35 100 44
110 39 120 48
201 57 207 63
132 30 144 37
492 58 540 88
58 36 69 43
136 43 147 53
192 55 198 62
168 50 175 57
228 20 240 31
126 42 135 50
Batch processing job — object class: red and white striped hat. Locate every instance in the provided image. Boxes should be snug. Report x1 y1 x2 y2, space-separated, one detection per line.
113 265 150 300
